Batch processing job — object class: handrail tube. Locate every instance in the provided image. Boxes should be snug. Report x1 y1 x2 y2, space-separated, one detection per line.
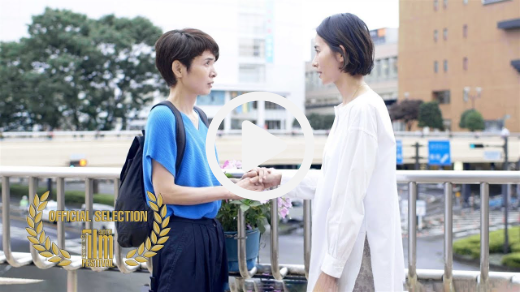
407 182 418 290
84 178 108 272
478 182 490 291
303 200 311 279
270 198 288 280
443 182 454 292
28 177 55 269
2 177 33 267
237 208 257 279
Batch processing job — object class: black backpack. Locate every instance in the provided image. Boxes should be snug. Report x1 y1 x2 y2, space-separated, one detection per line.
115 100 210 247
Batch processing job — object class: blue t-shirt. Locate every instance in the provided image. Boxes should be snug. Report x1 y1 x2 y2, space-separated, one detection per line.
142 105 221 219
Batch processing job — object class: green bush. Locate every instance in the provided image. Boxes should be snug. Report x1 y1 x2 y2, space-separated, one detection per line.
1 183 114 206
502 253 520 268
453 226 520 263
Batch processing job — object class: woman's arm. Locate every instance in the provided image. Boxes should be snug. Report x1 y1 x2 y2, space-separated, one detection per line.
152 159 256 205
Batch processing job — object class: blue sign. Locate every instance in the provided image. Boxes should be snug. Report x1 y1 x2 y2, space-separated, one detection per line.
428 140 451 166
396 140 403 165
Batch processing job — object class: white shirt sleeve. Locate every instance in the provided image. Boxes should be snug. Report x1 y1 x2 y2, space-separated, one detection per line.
279 169 321 200
321 104 379 278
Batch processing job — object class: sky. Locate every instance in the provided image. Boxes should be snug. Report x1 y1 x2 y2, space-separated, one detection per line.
0 0 399 61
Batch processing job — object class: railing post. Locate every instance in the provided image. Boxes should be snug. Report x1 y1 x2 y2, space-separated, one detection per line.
478 182 490 291
237 207 257 279
84 178 107 272
303 200 312 280
27 177 55 269
407 181 420 291
270 199 288 281
443 182 454 292
2 176 33 267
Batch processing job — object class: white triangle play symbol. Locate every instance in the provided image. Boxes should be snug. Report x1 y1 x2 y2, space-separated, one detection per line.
241 121 287 172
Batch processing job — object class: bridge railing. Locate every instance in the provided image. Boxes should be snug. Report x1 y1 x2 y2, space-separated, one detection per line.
1 130 519 140
1 166 520 292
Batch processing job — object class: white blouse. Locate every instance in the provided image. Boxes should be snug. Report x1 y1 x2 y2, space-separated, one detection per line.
281 90 405 291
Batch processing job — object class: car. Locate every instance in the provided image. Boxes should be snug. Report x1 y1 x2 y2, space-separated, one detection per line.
40 200 72 224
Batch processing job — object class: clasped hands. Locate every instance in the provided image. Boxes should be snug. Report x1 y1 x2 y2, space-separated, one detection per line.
233 167 282 193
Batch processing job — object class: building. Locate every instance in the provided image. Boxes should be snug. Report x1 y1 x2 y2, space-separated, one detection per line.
399 0 520 132
305 27 399 116
127 0 304 132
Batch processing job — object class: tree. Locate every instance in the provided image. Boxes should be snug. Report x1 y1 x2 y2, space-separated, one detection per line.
418 101 444 130
464 111 485 132
459 109 476 129
0 8 165 131
388 99 423 131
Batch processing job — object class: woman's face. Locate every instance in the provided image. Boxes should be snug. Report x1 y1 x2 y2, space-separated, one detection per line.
179 50 217 95
312 35 343 85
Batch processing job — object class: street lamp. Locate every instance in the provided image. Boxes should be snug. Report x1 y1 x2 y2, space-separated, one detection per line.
463 87 482 109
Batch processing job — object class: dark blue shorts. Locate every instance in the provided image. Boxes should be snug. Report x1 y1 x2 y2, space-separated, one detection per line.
149 216 229 292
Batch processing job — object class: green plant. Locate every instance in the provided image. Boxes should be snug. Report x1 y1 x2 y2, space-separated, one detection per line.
459 109 476 129
502 253 520 268
464 111 485 132
418 101 444 130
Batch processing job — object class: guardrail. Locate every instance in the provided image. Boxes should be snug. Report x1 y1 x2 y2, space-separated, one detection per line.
1 130 519 140
1 166 520 292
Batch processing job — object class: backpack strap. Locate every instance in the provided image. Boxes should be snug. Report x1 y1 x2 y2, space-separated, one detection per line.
150 101 186 175
193 106 210 128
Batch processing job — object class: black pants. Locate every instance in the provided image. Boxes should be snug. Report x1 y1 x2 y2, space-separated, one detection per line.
149 216 229 292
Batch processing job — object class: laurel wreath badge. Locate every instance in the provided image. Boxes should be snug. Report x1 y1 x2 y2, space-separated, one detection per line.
25 191 72 266
124 191 170 266
25 191 170 267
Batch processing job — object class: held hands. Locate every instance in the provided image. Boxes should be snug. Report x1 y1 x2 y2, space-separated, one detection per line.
226 167 282 200
241 167 282 190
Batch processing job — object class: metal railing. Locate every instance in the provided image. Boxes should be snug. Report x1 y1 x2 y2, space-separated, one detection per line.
1 166 520 292
1 130 519 140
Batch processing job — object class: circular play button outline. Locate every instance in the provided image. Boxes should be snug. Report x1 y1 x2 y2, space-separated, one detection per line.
205 91 314 201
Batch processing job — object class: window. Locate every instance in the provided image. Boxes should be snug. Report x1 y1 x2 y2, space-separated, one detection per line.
266 120 281 129
382 58 389 79
393 57 398 75
239 38 265 58
265 101 284 110
444 60 448 72
443 28 448 40
434 0 439 10
197 90 225 106
375 59 381 78
463 24 468 38
239 64 265 83
434 61 438 73
434 30 438 42
463 57 468 70
433 90 451 104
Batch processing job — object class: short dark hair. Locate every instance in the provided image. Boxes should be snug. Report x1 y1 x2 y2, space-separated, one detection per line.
155 28 219 87
316 13 374 76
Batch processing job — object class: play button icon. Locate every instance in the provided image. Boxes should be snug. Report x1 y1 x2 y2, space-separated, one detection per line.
205 91 314 200
241 121 287 172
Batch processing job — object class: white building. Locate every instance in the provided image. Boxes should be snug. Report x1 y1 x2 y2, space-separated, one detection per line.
127 0 305 132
